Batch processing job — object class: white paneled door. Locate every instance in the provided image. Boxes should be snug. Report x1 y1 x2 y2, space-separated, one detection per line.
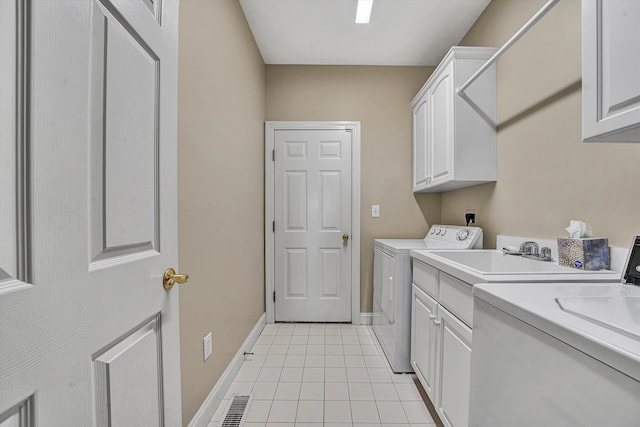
0 0 181 425
274 129 353 322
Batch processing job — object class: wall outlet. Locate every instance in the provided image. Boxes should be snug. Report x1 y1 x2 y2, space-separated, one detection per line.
203 332 212 361
465 209 476 226
371 204 380 218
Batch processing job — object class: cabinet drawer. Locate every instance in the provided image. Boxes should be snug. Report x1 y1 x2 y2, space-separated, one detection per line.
439 272 473 327
412 260 438 298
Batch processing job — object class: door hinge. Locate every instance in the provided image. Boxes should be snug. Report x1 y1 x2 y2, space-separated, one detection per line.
345 128 352 132
272 149 275 161
272 221 275 232
273 291 276 302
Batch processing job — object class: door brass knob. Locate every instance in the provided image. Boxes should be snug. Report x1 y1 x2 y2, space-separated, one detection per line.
342 233 349 241
163 268 189 290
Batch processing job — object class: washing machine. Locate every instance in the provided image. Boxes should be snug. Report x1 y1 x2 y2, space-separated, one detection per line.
372 224 483 373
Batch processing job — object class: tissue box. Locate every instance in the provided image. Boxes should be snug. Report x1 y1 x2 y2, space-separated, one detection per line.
557 238 610 270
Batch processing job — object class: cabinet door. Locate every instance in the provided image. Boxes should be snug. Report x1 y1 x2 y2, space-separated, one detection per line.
436 306 472 427
411 284 438 401
413 96 429 189
583 0 640 141
428 62 454 186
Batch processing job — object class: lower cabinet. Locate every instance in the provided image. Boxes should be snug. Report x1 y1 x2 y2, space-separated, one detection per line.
411 260 473 427
437 306 472 427
411 284 438 400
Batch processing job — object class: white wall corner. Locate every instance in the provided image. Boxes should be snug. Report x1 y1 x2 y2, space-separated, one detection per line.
187 313 266 427
360 312 374 325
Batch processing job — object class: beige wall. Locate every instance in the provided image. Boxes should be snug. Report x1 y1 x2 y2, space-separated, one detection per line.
178 0 266 424
266 66 441 312
442 0 640 248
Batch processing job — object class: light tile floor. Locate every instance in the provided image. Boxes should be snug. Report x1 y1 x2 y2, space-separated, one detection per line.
209 323 436 426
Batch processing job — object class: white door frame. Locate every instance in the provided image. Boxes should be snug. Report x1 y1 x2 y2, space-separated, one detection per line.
265 121 361 324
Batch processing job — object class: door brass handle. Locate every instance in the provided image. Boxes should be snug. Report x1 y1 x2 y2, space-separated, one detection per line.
342 233 349 241
163 268 189 290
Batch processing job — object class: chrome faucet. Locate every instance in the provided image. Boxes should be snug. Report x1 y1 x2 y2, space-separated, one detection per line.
519 241 552 261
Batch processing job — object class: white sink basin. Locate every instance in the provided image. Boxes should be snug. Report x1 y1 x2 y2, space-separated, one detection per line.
556 296 640 339
411 249 621 285
428 250 614 275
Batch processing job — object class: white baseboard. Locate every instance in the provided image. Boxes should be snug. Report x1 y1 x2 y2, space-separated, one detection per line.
360 312 373 325
187 313 266 427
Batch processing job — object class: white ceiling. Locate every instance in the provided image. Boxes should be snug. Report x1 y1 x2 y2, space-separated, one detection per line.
239 0 492 66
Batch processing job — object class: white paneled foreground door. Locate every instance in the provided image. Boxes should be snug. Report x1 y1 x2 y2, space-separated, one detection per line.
269 124 360 322
0 0 181 425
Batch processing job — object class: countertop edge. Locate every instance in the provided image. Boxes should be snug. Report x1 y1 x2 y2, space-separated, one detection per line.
473 283 640 383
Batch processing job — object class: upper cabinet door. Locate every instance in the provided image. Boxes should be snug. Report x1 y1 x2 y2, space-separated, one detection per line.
428 62 454 187
583 0 640 142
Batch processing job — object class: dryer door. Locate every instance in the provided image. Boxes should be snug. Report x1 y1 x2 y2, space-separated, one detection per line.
381 251 396 324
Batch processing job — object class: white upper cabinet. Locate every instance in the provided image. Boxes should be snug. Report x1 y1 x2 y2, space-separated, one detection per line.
582 0 640 142
412 47 497 193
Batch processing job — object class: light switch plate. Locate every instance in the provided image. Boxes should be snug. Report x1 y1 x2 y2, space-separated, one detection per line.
203 332 212 361
372 205 380 218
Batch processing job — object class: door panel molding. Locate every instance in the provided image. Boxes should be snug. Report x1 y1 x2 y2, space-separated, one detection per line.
0 0 32 292
93 315 164 427
285 248 308 298
88 0 161 266
319 171 342 230
0 396 33 427
265 121 361 324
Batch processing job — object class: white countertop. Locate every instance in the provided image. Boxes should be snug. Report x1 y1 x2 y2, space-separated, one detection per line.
474 282 640 382
410 249 621 284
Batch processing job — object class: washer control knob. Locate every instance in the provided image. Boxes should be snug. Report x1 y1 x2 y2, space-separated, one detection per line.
430 228 436 234
440 228 447 236
435 229 441 235
456 229 470 241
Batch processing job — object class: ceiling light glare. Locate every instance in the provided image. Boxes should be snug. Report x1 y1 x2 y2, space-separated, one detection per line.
355 0 373 24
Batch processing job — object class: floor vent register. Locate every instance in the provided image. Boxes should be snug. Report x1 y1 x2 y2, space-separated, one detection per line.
220 394 252 427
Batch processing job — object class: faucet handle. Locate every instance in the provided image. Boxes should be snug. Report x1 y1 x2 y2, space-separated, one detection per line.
541 247 552 259
519 241 539 255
